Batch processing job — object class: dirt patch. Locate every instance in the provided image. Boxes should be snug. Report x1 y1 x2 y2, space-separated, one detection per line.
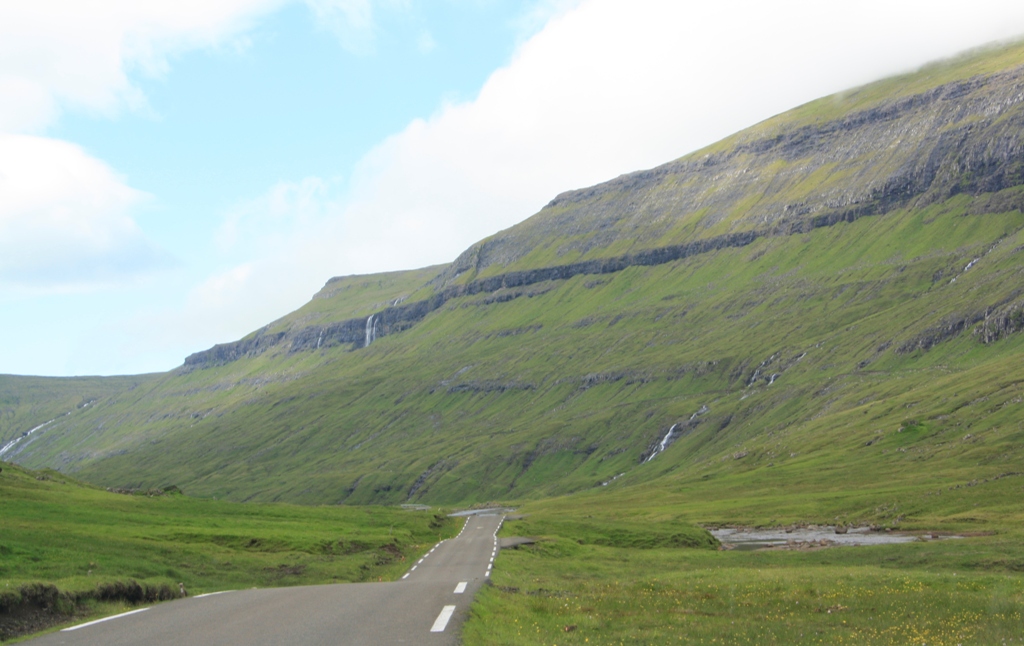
0 602 81 641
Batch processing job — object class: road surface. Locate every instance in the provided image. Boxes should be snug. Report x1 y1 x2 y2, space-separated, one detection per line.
26 513 504 645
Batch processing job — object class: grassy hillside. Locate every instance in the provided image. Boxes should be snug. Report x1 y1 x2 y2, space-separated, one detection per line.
12 193 1024 507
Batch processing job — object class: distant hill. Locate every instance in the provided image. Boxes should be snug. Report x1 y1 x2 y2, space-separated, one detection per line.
6 41 1024 507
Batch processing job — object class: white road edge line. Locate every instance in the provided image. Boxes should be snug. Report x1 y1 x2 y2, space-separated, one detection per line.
193 591 233 599
454 581 468 594
430 605 457 632
402 573 410 579
62 608 149 632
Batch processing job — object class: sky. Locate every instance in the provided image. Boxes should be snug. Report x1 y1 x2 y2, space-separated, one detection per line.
4 1 1024 377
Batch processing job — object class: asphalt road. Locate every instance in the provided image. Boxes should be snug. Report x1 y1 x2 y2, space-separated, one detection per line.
26 513 504 646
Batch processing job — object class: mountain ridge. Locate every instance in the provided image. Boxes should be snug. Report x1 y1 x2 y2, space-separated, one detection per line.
185 43 1024 369
4 41 1024 508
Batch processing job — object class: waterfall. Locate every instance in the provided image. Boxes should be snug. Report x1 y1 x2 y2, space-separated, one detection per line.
0 437 20 457
601 472 626 486
0 419 56 459
658 423 677 452
644 423 678 463
643 405 708 464
365 315 376 347
316 330 323 349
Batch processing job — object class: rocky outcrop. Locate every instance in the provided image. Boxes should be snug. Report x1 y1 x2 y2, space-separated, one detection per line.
183 331 286 367
975 299 1024 343
896 312 987 354
896 289 1024 354
183 230 761 369
286 319 366 352
444 381 535 394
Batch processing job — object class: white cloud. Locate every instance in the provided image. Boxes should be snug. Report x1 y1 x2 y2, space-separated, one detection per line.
0 0 432 296
508 0 583 43
0 134 171 291
0 0 287 133
218 177 337 251
0 0 290 293
416 29 437 54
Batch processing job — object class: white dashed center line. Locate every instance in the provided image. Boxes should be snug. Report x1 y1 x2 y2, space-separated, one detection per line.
430 605 457 632
454 581 467 594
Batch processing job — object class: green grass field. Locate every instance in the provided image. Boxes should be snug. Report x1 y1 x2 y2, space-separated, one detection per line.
470 541 1024 645
0 462 456 640
465 483 1024 645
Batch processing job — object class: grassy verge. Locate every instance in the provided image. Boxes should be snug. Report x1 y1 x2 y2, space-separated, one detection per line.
1 583 180 643
464 495 1024 645
0 462 457 640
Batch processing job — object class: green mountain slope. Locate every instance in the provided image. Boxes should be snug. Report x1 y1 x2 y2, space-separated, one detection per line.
0 374 156 461
7 42 1024 509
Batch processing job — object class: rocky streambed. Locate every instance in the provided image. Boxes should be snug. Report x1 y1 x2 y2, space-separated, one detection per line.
711 526 963 551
